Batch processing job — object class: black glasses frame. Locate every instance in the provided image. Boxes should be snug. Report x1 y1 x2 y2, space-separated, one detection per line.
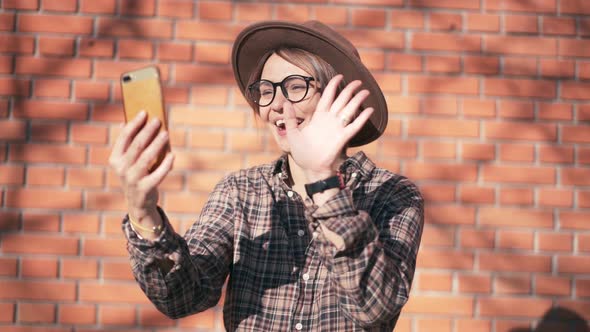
247 75 316 107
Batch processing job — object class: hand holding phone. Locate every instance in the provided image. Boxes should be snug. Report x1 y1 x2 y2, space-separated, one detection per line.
120 66 170 172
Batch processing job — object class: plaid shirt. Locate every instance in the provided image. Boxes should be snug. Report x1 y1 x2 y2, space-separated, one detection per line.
123 151 424 331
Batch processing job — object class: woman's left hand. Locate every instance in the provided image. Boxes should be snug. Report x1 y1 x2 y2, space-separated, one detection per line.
283 74 374 181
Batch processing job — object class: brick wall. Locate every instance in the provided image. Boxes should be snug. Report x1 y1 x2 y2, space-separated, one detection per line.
1 0 590 331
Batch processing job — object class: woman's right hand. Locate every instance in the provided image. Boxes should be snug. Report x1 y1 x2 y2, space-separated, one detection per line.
109 111 175 227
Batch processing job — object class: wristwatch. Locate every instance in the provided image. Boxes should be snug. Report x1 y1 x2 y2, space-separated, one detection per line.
304 172 345 198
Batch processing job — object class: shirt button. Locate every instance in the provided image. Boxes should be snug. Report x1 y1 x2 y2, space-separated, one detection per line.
295 323 303 330
287 191 294 198
351 172 358 178
312 231 319 239
297 229 305 237
302 273 309 281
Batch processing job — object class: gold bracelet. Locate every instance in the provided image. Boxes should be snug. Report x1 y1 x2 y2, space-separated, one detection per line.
129 216 163 234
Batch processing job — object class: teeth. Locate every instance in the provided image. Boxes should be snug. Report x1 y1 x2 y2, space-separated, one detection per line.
275 119 285 127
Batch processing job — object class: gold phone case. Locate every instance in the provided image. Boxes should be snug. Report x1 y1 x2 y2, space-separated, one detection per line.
120 66 170 171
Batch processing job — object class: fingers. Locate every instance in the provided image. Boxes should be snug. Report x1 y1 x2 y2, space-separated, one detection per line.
121 117 162 170
329 80 363 114
339 89 370 126
315 74 343 113
283 101 298 132
109 111 147 168
140 152 175 190
128 130 170 179
344 107 374 138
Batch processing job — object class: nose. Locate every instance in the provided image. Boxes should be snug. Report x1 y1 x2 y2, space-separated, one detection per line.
268 86 288 112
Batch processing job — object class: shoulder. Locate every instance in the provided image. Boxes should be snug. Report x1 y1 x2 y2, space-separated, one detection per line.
367 165 423 208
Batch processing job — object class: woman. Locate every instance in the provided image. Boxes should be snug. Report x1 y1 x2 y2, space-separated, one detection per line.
109 21 424 331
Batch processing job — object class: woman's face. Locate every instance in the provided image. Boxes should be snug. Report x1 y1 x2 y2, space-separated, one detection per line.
258 53 322 153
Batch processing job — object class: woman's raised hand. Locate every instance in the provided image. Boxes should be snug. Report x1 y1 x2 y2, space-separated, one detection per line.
109 111 174 223
283 74 374 181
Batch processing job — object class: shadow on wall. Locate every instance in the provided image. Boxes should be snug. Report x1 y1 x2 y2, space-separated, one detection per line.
511 307 589 332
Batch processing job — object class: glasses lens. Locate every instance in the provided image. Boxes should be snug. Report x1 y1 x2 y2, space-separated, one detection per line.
250 81 274 106
284 76 309 103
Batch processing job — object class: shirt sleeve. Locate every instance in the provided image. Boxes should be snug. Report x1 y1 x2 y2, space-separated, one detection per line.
305 175 424 328
123 174 237 319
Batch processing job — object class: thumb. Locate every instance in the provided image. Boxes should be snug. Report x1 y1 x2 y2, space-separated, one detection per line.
283 102 298 132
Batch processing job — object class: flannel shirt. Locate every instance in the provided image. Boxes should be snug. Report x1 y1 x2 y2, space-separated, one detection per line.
123 151 424 331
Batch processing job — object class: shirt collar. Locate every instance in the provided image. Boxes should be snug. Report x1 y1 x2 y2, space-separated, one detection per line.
271 151 375 180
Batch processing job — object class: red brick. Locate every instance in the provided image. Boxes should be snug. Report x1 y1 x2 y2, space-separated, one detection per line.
67 168 105 188
31 123 68 142
499 143 534 162
404 295 474 316
562 125 590 143
425 206 476 225
75 81 110 101
2 234 78 255
341 29 405 50
158 0 194 17
16 57 91 78
19 14 93 34
103 262 134 280
459 229 495 249
34 79 70 98
503 57 537 76
80 0 116 13
417 318 452 332
140 306 176 327
158 42 192 62
538 188 573 207
467 13 500 32
460 186 495 204
0 258 18 277
456 319 491 332
498 230 534 249
352 8 386 28
421 225 455 247
462 99 496 118
0 164 24 185
100 305 135 325
406 162 477 182
480 253 552 272
7 188 81 209
62 213 99 234
0 78 30 96
495 275 531 294
558 256 590 274
430 13 462 31
79 38 114 58
89 146 111 165
14 100 88 120
579 190 590 208
480 207 553 228
577 280 590 298
422 141 456 160
0 13 15 31
485 122 556 141
538 102 572 120
409 0 479 9
464 55 499 75
313 7 347 26
486 78 555 98
486 36 556 56
559 39 590 57
18 303 55 323
417 249 474 269
538 232 573 251
479 297 552 318
22 212 59 232
3 0 39 10
412 33 481 52
391 10 425 29
486 0 557 13
333 0 402 4
425 56 460 73
541 59 575 78
499 188 534 205
409 76 479 95
458 274 491 293
499 100 534 119
0 303 14 322
388 54 422 72
119 0 155 16
174 64 233 85
39 36 75 56
84 238 126 257
0 55 13 74
419 184 455 204
359 50 386 71
79 283 150 304
59 304 96 325
196 43 231 64
21 258 58 278
24 167 63 186
276 4 311 22
236 3 272 22
563 82 590 101
177 21 243 42
484 165 555 185
543 16 576 35
86 192 126 211
42 0 76 11
539 145 574 164
560 0 590 14
561 168 590 186
0 120 26 141
98 18 173 39
16 141 76 164
505 14 538 33
118 39 153 59
408 118 479 138
537 275 571 296
560 211 590 230
71 124 108 144
556 301 590 321
0 35 34 54
61 259 98 279
198 1 232 20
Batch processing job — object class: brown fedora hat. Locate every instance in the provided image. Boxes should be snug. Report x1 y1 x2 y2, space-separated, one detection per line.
231 20 388 147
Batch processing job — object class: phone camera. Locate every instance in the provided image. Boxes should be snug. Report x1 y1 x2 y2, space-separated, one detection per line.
122 75 132 83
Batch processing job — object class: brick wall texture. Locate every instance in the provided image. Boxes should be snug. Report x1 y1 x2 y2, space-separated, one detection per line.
1 0 590 331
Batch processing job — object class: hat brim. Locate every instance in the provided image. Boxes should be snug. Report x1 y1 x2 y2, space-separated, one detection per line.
232 21 387 147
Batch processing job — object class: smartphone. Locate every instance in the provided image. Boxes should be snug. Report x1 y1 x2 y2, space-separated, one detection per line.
120 66 170 172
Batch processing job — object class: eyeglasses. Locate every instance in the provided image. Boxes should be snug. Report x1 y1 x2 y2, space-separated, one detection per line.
247 75 316 107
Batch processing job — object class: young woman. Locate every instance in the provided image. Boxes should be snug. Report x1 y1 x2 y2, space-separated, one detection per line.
109 21 424 331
